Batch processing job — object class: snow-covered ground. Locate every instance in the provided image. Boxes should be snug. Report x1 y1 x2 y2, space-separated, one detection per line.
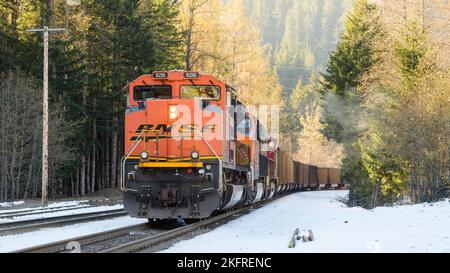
0 204 124 223
162 190 450 253
0 201 25 207
0 200 139 252
2 191 449 253
0 200 90 213
0 216 147 252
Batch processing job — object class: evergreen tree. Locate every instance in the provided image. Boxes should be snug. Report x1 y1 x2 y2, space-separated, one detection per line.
180 0 282 107
274 0 351 94
322 0 382 100
320 0 384 206
360 19 449 204
0 0 184 200
321 0 384 143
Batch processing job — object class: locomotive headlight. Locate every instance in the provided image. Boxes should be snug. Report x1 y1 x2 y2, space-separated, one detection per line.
205 164 212 171
191 151 199 159
169 112 177 119
140 151 149 159
169 105 178 119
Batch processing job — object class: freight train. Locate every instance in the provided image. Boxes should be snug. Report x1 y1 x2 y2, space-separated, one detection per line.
121 71 343 220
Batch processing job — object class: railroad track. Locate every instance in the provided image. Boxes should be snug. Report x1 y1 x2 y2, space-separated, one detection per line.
10 223 153 253
0 205 91 219
0 200 122 219
0 208 127 236
12 193 286 253
101 196 282 253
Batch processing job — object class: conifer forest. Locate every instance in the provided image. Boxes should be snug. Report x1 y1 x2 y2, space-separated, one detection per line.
0 0 449 208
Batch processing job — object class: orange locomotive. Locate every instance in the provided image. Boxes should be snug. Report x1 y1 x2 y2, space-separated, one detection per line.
121 70 342 220
121 71 280 220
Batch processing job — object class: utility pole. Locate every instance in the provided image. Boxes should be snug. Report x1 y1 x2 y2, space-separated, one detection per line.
26 26 66 207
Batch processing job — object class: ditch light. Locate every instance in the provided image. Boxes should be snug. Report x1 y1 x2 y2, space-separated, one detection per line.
169 105 178 119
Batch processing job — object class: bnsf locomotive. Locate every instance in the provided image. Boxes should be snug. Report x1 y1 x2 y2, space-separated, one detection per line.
121 71 343 220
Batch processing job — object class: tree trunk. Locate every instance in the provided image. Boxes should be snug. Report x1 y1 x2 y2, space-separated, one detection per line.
111 10 120 189
91 99 97 194
185 19 193 70
106 136 110 188
10 120 18 200
33 165 40 199
86 149 91 194
80 156 86 196
80 68 88 196
74 169 79 197
1 136 7 202
71 174 74 197
111 111 118 188
1 84 7 201
15 135 25 199
24 122 39 199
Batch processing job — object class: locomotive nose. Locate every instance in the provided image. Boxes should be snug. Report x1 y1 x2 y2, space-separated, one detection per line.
142 99 196 160
146 100 169 125
142 100 170 159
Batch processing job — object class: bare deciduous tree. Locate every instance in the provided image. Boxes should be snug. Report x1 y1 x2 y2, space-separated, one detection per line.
0 72 74 201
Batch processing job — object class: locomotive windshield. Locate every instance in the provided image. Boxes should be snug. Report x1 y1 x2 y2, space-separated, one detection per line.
237 118 250 136
134 85 172 100
237 102 250 136
180 85 220 100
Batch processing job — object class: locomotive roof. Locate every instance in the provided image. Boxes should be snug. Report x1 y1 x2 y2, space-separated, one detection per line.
125 70 229 88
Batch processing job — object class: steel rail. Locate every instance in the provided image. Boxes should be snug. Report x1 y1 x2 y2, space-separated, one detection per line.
11 192 291 253
11 223 151 253
0 209 127 236
0 205 94 219
0 200 122 218
100 196 282 253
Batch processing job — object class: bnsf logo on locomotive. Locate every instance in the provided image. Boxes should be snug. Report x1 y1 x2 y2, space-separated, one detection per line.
130 124 216 141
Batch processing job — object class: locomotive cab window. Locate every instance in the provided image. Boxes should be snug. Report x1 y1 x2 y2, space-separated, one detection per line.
180 85 220 100
134 85 172 101
236 102 250 136
237 118 250 136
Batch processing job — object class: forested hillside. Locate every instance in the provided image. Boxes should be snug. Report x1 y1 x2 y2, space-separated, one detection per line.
0 0 281 201
244 0 353 93
1 0 448 207
239 0 352 167
321 0 449 207
0 0 183 200
180 0 283 107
